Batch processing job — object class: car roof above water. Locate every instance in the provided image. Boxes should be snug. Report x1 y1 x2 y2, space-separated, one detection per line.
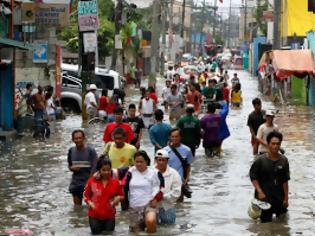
61 63 119 77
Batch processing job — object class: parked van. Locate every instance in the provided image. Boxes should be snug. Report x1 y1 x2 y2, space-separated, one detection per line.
60 63 124 112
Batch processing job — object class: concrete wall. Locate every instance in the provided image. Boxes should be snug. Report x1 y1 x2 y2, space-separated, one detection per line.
15 26 57 90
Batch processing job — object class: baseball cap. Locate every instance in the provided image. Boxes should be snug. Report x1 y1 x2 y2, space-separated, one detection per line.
155 149 169 159
89 84 97 90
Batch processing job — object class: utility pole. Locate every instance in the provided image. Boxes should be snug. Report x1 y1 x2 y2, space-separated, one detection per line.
111 0 123 70
181 0 186 38
78 0 97 121
219 12 223 40
151 0 161 77
168 0 174 61
161 0 167 74
199 0 206 56
212 0 217 39
228 0 232 48
273 0 281 49
244 0 247 42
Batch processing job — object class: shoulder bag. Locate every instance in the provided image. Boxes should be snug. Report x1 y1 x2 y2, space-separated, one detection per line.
170 146 192 198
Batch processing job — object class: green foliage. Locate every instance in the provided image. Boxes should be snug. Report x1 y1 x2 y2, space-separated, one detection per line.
57 0 115 57
253 3 268 36
57 0 149 61
213 35 224 45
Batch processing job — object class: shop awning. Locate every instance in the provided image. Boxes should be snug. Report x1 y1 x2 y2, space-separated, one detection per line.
0 37 40 50
272 49 315 79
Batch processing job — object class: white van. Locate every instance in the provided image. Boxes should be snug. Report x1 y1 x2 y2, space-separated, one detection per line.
60 63 124 112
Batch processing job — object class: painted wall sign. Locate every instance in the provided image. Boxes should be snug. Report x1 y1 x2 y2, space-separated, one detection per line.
33 40 48 63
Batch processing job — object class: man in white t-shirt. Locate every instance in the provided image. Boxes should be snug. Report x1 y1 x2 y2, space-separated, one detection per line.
166 66 175 81
85 84 98 119
162 79 172 111
139 90 157 128
256 110 279 154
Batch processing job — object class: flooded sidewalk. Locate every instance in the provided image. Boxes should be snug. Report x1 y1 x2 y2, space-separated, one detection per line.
0 70 314 235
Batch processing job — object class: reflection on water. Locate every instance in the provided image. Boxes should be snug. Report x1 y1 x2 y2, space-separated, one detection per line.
0 71 315 235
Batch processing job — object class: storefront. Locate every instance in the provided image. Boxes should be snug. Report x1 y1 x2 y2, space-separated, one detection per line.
0 37 37 131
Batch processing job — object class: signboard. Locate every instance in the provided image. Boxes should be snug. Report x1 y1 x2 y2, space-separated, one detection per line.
78 0 98 15
78 15 99 32
33 40 48 63
35 4 69 27
78 0 99 32
22 3 36 22
115 34 123 49
83 32 97 53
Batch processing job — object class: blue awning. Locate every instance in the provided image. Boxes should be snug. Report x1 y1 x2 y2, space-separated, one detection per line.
0 37 40 50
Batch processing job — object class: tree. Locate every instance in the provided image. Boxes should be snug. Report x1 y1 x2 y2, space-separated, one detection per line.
58 0 115 61
253 3 268 36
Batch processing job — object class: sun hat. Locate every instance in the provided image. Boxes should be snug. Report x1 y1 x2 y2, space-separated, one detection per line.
89 84 97 90
155 149 169 159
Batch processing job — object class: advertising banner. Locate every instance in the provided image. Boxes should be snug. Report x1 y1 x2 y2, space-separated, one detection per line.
78 0 99 32
83 32 97 53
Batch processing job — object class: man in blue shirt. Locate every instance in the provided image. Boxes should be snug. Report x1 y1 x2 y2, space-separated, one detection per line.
163 128 193 202
149 109 172 153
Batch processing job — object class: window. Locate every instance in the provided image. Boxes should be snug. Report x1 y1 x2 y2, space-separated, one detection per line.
94 75 114 90
62 75 81 89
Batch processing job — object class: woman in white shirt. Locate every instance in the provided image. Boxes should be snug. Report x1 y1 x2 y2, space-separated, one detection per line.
125 150 163 233
256 110 279 154
155 149 182 224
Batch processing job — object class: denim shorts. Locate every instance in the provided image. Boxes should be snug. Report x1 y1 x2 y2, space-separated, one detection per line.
158 208 176 224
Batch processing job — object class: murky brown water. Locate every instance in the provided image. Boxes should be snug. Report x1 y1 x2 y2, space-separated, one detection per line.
0 70 314 235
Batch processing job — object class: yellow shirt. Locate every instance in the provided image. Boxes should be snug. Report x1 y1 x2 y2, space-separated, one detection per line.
104 142 136 168
198 74 205 85
231 90 242 103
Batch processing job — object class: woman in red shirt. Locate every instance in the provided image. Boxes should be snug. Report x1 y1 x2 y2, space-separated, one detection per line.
84 156 124 234
106 95 118 122
148 86 158 104
98 89 108 119
223 82 230 105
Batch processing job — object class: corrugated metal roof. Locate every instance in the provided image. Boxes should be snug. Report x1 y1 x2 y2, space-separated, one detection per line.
0 37 40 50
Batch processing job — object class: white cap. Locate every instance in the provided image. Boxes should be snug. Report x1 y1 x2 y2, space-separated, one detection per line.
265 109 275 117
89 84 97 90
155 149 169 159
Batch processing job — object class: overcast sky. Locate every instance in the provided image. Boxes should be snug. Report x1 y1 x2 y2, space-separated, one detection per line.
126 0 257 18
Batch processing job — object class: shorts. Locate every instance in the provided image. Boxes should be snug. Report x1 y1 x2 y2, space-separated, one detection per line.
158 208 176 225
129 206 156 232
87 107 97 119
89 217 115 234
205 147 221 157
69 185 85 199
169 109 183 121
142 115 154 129
260 204 287 223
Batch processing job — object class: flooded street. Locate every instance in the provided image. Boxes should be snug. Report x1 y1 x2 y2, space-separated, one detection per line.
1 70 315 235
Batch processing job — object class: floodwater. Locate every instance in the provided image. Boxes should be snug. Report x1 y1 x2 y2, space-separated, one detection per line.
0 70 315 235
